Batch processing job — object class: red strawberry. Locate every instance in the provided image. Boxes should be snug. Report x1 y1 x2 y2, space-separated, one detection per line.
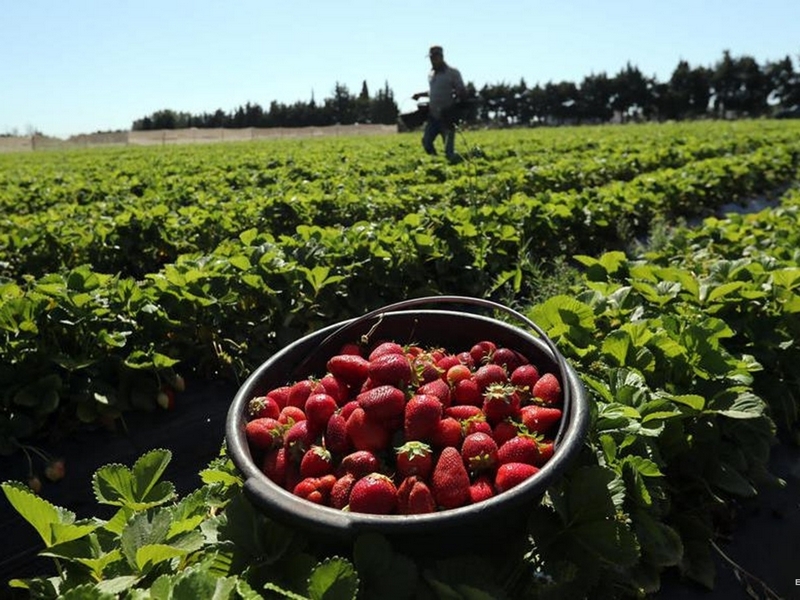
481 383 521 425
300 445 333 478
452 378 482 406
431 446 471 510
261 447 289 486
324 412 351 455
266 385 292 409
304 393 338 435
536 440 555 466
247 395 281 420
357 385 406 421
338 342 363 356
245 417 284 450
278 405 306 426
474 363 508 391
495 462 539 493
330 472 356 509
368 341 405 360
395 441 434 479
461 432 499 473
327 354 370 388
532 373 562 406
469 340 497 365
416 378 451 407
435 354 461 375
346 407 390 452
445 363 472 386
339 399 360 421
319 373 349 406
337 450 380 479
413 353 443 384
445 404 482 421
456 351 476 369
368 353 413 387
469 475 495 504
431 417 463 449
497 435 540 466
520 405 563 436
462 414 493 437
493 419 521 447
398 476 436 514
510 364 540 400
349 473 398 514
293 477 325 504
284 420 314 462
404 394 443 441
491 347 525 373
288 379 319 410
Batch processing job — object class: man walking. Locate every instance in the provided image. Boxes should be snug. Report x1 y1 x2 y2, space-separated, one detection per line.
413 45 467 162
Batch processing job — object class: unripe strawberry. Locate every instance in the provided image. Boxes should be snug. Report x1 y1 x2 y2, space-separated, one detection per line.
27 475 42 494
157 388 175 410
44 459 66 482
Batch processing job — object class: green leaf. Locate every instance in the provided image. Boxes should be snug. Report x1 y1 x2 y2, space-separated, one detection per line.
633 511 684 567
1 482 98 547
353 533 418 600
93 449 176 510
570 519 640 567
307 557 358 600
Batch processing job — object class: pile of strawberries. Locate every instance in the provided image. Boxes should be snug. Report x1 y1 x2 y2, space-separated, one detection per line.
243 338 563 515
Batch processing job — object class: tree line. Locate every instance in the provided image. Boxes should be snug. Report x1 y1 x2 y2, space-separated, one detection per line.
132 49 800 132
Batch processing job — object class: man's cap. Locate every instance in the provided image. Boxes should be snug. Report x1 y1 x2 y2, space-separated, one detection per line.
428 45 443 57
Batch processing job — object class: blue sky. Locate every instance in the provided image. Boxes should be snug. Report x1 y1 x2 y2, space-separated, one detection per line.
3 0 799 138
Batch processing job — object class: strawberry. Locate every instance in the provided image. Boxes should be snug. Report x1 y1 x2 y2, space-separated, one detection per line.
482 383 522 425
461 432 499 473
368 341 405 360
304 393 338 435
493 419 521 447
435 354 461 375
474 363 508 391
261 447 289 486
413 353 443 384
157 388 175 410
300 445 333 478
319 373 349 406
445 363 472 386
404 394 443 441
445 404 482 421
284 420 314 462
431 416 463 449
346 407 390 452
338 342 364 356
357 385 406 421
330 472 356 509
510 364 540 400
532 373 562 406
44 459 66 482
469 475 495 504
497 435 540 466
245 417 284 450
349 473 398 514
293 474 337 505
431 446 471 510
324 412 351 455
266 385 292 409
327 354 370 388
278 405 306 426
27 475 42 494
535 440 555 466
368 353 413 387
520 405 563 436
455 351 476 369
416 378 451 407
491 347 525 373
469 340 497 365
495 462 539 493
462 414 493 437
398 476 436 514
395 441 434 479
287 379 319 410
339 399 360 421
248 395 281 420
452 378 482 406
338 450 380 479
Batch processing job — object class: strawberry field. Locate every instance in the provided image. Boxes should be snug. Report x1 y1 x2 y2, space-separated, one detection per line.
2 119 800 598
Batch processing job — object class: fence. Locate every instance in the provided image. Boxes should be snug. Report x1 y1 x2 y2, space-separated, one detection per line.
0 124 398 153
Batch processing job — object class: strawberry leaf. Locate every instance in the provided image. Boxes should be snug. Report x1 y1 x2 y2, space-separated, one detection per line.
93 449 175 510
307 557 358 600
